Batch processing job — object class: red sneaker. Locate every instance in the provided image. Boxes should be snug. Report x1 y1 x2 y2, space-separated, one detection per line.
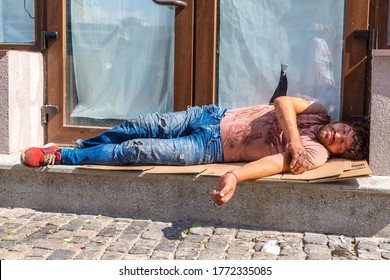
21 144 61 167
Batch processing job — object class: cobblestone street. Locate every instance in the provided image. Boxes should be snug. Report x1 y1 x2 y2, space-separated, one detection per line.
1 207 389 260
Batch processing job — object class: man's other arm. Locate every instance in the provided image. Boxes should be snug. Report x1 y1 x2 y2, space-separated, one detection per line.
211 152 291 206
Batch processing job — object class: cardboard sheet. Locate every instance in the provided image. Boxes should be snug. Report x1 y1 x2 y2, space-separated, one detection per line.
79 164 208 174
79 165 154 172
77 158 371 183
308 160 372 183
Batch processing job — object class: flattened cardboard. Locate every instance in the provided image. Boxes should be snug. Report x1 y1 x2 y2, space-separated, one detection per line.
78 165 154 171
78 164 209 174
278 159 345 182
200 163 283 180
198 159 348 182
308 160 371 183
76 158 371 182
139 165 208 174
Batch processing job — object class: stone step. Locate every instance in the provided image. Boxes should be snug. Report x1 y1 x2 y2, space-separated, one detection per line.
1 154 390 237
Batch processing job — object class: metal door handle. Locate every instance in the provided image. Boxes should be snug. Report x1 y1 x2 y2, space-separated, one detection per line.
152 0 187 8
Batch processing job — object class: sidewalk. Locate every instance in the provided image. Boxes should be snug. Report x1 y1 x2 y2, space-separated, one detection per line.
1 207 389 260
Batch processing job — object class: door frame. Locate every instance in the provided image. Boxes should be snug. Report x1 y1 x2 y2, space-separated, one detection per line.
342 0 371 121
45 0 373 144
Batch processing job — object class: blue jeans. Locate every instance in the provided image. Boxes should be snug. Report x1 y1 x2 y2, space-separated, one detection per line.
61 105 227 166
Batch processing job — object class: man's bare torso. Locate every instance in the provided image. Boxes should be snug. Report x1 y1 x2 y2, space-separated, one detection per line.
220 103 331 168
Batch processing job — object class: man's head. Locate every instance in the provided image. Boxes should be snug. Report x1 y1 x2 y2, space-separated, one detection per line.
316 121 369 160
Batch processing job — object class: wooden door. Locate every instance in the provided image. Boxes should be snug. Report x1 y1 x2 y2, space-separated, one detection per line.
45 0 373 144
342 0 371 121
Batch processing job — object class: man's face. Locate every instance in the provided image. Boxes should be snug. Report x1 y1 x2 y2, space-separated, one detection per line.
316 123 354 156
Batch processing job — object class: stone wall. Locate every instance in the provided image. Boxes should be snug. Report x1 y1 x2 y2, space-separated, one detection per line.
370 50 390 176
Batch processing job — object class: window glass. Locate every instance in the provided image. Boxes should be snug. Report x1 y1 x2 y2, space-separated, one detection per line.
66 0 175 126
0 0 35 43
217 0 345 121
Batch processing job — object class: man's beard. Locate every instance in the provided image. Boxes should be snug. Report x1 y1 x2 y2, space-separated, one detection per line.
316 124 336 147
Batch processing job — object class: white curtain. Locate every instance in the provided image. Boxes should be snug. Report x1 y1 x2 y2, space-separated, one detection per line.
218 0 345 121
69 0 175 119
0 0 35 43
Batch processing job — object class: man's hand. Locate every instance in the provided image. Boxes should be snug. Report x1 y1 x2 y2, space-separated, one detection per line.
210 172 237 206
288 142 310 174
274 97 313 174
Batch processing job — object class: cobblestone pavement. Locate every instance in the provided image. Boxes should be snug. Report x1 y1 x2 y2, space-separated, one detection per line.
0 207 389 260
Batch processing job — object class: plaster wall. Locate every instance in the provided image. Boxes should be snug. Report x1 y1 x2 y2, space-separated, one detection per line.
0 54 10 153
0 51 44 154
370 50 390 176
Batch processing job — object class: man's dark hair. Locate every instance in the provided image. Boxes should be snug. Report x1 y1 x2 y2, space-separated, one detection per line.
341 121 370 160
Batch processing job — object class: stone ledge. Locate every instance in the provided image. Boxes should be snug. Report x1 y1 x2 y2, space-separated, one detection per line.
373 49 390 57
1 153 390 237
1 153 389 195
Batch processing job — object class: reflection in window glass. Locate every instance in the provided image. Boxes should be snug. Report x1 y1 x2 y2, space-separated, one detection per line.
0 0 35 43
217 0 345 121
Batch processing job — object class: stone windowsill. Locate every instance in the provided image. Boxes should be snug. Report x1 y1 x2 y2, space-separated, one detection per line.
372 49 390 57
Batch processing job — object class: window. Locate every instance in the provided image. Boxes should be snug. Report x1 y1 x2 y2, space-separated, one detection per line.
0 0 42 50
0 0 34 43
65 0 175 127
44 0 371 143
45 0 194 143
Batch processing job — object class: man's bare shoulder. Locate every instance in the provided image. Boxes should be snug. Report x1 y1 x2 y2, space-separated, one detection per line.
227 104 273 112
301 99 328 115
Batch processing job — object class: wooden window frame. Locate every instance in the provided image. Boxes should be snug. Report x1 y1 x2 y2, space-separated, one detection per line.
0 0 44 52
193 0 217 106
373 0 390 49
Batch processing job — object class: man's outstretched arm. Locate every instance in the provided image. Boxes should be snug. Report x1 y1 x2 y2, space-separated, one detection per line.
273 96 313 174
211 152 291 206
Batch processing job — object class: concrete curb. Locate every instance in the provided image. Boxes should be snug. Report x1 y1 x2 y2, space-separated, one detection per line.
1 154 390 237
